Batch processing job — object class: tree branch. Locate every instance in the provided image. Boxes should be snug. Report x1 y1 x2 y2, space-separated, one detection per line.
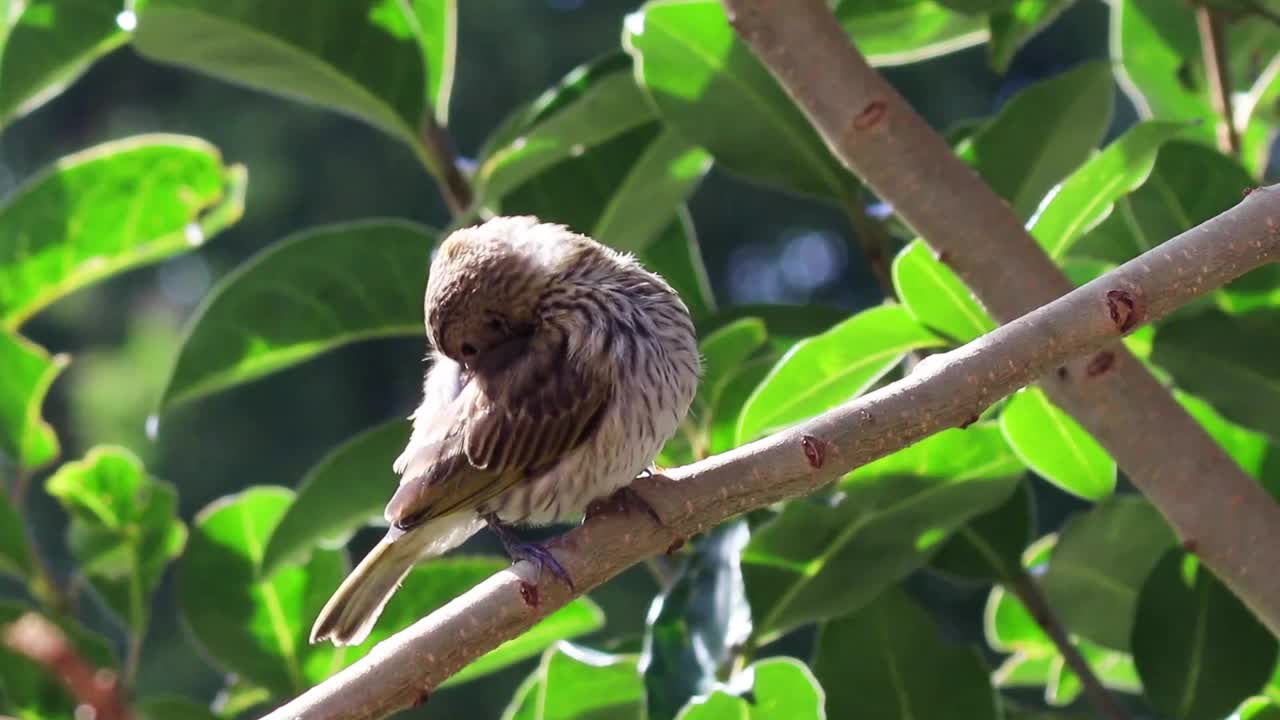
1009 573 1131 720
3 612 132 720
261 185 1280 720
1196 3 1240 156
718 0 1280 637
420 113 474 217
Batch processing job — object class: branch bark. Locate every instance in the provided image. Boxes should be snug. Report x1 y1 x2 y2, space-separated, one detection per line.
3 612 132 720
420 114 474 217
261 184 1280 720
719 0 1280 637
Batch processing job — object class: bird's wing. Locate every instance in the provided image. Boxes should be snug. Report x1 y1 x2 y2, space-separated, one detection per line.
384 334 611 528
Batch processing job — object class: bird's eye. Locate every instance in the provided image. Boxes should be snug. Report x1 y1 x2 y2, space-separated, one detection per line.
460 343 477 357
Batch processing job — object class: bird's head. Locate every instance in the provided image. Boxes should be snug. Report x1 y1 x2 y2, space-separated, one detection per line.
424 216 577 373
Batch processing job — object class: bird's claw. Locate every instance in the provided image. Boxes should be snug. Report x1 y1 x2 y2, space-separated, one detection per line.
483 513 576 591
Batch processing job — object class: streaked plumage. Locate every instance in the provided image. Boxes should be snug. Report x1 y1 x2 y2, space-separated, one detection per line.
310 216 701 646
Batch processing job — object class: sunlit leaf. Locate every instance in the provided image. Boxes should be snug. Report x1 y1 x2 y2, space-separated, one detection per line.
736 304 945 443
988 0 1075 73
0 135 246 329
158 220 435 411
892 239 995 343
836 0 988 67
675 658 824 720
503 644 645 720
0 329 66 470
1000 386 1115 500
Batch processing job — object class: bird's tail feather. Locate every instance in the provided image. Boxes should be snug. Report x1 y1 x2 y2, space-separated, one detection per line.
309 513 482 646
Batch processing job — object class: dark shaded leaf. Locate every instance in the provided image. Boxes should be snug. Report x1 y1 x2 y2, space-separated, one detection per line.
675 657 823 720
931 477 1032 582
0 330 66 470
988 0 1076 73
504 644 645 720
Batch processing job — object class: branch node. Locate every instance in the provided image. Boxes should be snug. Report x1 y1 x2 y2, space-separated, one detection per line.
518 582 540 608
800 434 829 468
851 100 887 132
1183 538 1200 554
1056 366 1070 381
665 537 687 555
959 413 981 429
1104 289 1142 333
1085 351 1117 378
934 248 952 265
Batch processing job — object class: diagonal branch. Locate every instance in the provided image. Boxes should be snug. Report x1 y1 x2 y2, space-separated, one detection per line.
718 0 1280 638
1196 3 1240 156
261 185 1280 720
4 612 132 720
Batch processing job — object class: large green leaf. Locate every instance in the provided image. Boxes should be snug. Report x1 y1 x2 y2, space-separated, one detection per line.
1153 309 1280 442
743 424 1020 639
1133 550 1278 720
643 522 752 720
624 0 856 203
1000 386 1116 500
736 304 945 444
0 329 66 470
137 696 221 720
892 239 996 344
1038 496 1175 651
930 478 1032 582
815 588 999 720
133 0 458 178
1112 0 1216 145
504 644 645 720
675 658 824 720
0 135 246 329
341 557 605 688
0 0 130 130
1029 120 1187 259
262 419 410 577
1177 390 1280 498
835 0 988 67
158 220 435 411
46 446 187 632
178 486 346 697
987 0 1075 73
959 60 1113 220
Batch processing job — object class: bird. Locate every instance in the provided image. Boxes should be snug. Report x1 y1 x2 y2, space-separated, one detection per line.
309 215 702 646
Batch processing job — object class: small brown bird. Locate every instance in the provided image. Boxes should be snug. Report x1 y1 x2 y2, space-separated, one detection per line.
310 216 701 646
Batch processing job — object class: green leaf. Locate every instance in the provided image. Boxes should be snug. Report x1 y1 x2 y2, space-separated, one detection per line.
0 0 130 130
1240 697 1280 720
1113 0 1216 145
133 0 456 179
835 0 988 67
743 425 1020 639
814 587 999 720
504 644 645 720
987 0 1076 73
262 419 410 577
1153 309 1280 442
137 696 221 720
0 646 76 720
1177 390 1280 498
178 486 345 697
158 220 435 411
338 557 604 687
0 487 30 580
639 210 716 325
930 477 1032 582
1029 120 1187 259
0 135 246 329
0 329 66 470
959 60 1113 220
1000 386 1115 500
45 447 187 632
736 304 945 443
1133 550 1278 720
643 522 752 720
625 0 856 203
892 239 996 343
1038 495 1175 651
1046 639 1141 706
675 658 824 720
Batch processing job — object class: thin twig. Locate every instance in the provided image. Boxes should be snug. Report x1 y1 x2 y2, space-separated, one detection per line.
261 185 1280 720
1196 4 1240 155
1009 573 1132 720
3 612 133 720
719 0 1280 645
419 114 474 217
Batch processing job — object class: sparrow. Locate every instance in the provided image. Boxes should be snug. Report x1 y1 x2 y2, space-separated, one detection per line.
310 215 701 646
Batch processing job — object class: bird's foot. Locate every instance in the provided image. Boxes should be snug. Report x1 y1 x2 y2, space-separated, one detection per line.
584 485 663 526
483 513 575 592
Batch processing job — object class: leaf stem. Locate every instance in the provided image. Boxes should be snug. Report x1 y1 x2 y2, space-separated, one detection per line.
1008 573 1132 720
419 114 474 217
1196 4 1240 156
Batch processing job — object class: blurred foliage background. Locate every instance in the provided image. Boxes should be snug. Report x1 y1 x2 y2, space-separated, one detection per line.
3 0 1279 718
